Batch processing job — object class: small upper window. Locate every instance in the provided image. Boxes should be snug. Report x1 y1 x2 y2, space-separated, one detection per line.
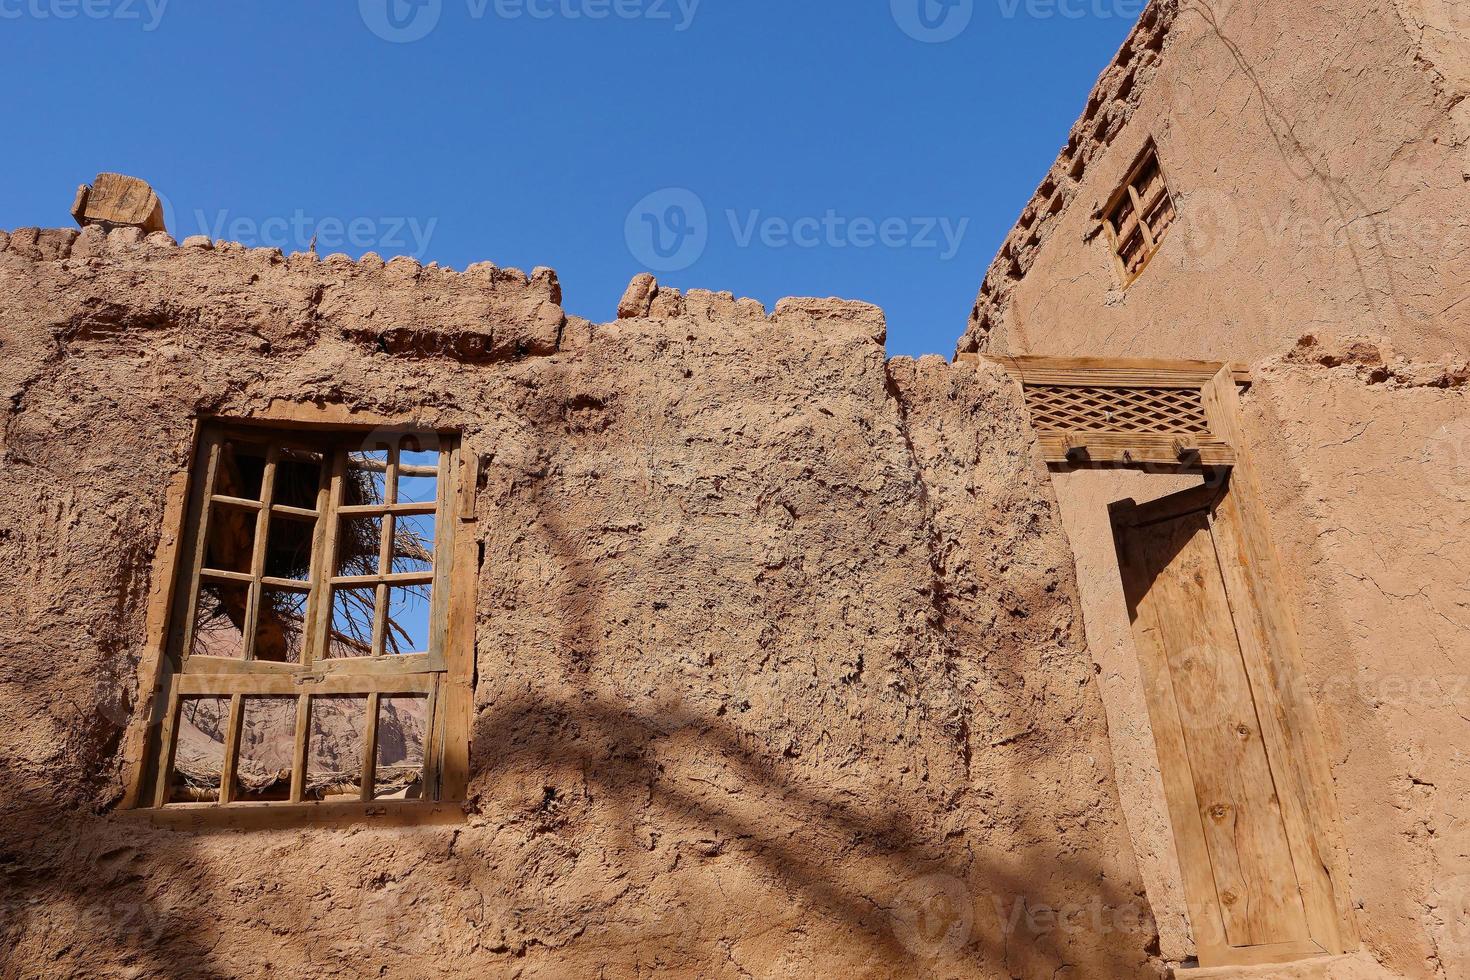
1102 143 1176 286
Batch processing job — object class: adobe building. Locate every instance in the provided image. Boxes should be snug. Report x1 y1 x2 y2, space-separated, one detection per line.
0 1 1465 978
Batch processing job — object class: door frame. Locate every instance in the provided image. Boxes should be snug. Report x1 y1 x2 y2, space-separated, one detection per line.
968 355 1359 969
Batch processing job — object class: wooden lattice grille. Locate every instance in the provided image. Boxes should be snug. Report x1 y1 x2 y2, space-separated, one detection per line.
962 355 1250 467
1103 143 1176 285
1025 384 1210 435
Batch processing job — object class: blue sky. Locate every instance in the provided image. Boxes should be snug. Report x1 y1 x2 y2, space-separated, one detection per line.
2 0 1142 357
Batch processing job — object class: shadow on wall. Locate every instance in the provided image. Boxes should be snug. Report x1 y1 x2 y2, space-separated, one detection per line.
0 353 1159 977
460 693 1160 977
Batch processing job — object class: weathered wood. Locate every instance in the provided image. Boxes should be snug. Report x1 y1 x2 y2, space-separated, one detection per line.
122 800 466 831
337 502 438 517
289 694 311 804
1202 369 1357 952
241 446 280 663
329 571 435 588
361 692 381 802
1112 498 1233 963
1039 432 1236 466
1137 504 1309 947
218 694 245 805
138 425 469 816
176 672 436 697
121 455 196 810
177 432 223 670
1112 474 1349 967
983 354 1252 387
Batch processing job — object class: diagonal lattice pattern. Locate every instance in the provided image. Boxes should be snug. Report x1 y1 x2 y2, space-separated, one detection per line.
1025 385 1210 434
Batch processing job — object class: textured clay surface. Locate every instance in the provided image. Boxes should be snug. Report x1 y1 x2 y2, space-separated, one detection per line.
1245 337 1470 980
960 0 1470 364
0 228 1161 978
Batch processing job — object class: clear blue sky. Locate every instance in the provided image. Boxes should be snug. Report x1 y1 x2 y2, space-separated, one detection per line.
2 0 1141 357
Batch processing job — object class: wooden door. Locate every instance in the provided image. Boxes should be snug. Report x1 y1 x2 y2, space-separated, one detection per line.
1111 480 1341 967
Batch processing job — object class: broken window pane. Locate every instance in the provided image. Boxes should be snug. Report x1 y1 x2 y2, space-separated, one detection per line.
233 697 297 802
384 584 433 656
191 580 250 660
255 587 308 664
374 696 428 800
203 502 257 575
306 695 367 801
169 696 230 804
327 586 377 659
391 513 436 575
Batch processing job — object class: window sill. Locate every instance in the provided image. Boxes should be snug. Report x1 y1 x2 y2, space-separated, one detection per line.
115 800 466 831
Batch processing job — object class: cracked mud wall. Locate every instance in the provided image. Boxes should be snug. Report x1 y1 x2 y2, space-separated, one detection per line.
960 0 1470 362
1243 338 1470 980
0 229 1161 978
1033 336 1469 980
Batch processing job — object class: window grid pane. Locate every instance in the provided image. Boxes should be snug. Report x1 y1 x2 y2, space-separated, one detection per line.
159 426 455 809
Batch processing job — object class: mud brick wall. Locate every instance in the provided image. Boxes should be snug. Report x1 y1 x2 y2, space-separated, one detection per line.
0 227 1160 979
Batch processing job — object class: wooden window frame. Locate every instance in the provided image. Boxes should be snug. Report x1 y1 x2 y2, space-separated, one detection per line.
1101 141 1176 287
122 420 475 824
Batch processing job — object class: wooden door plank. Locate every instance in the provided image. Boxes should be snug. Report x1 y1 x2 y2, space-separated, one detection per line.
1202 370 1356 953
1112 504 1234 964
1140 511 1310 948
